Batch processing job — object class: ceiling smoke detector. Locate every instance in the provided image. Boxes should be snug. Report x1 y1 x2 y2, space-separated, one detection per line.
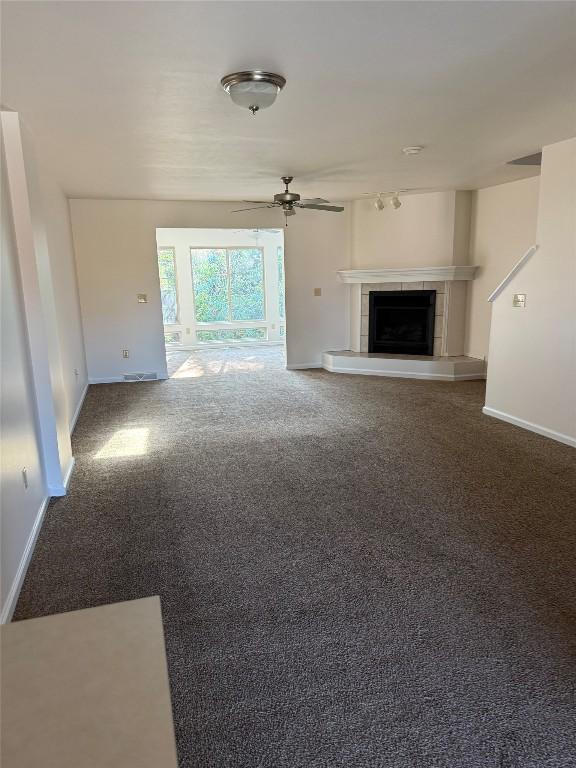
221 71 286 115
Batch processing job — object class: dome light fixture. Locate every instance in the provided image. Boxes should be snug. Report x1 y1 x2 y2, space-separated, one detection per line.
221 71 286 115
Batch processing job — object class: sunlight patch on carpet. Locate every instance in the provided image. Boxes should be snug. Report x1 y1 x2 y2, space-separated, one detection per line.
95 428 150 459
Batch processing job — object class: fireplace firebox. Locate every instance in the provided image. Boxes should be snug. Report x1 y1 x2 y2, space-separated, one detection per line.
369 290 436 355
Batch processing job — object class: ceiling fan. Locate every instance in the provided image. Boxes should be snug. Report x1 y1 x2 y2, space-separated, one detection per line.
231 176 344 225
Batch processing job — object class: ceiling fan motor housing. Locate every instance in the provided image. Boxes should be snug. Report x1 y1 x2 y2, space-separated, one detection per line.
275 176 299 205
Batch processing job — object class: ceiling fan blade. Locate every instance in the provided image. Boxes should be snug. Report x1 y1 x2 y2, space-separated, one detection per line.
242 200 273 204
230 205 276 212
296 203 345 212
300 197 330 204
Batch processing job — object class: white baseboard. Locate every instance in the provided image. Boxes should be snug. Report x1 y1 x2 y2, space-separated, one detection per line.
70 382 89 433
47 456 76 497
89 376 168 384
286 363 322 370
1 496 50 624
88 376 124 384
482 407 576 448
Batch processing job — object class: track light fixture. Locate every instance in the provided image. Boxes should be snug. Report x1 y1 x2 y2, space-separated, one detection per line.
372 192 402 211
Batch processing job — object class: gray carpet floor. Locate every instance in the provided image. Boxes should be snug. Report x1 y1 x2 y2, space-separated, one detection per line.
14 346 576 767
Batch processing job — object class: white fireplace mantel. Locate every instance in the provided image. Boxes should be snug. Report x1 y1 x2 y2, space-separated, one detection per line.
337 265 478 284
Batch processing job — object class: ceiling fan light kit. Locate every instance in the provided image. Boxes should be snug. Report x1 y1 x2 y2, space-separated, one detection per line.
221 71 286 115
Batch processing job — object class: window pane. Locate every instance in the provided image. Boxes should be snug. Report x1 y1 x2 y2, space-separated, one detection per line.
196 328 267 342
191 249 229 322
229 248 265 321
157 247 178 324
277 246 285 320
164 330 181 345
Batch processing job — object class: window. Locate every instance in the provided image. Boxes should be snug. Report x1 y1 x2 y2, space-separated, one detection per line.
164 330 182 345
196 328 267 343
157 247 178 324
190 248 265 323
277 246 285 320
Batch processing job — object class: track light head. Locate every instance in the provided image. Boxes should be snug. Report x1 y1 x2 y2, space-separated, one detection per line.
374 195 386 211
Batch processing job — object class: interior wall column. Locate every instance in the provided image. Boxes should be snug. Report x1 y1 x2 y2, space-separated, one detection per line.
1 111 71 495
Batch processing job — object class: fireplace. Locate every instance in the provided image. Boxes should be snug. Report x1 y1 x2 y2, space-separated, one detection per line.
369 290 436 355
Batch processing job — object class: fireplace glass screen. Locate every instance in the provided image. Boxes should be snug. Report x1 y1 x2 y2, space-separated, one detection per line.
369 290 436 355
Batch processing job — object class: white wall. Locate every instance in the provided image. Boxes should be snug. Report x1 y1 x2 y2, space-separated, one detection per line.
155 227 285 346
1 155 48 620
39 173 88 428
351 191 471 269
70 200 352 378
1 112 72 495
465 176 540 360
21 132 74 482
484 137 576 446
1 112 88 622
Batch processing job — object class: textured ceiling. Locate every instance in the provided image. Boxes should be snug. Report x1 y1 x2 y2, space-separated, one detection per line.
2 1 575 201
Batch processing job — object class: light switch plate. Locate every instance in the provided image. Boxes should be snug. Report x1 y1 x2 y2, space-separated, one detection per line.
513 293 526 308
314 287 322 297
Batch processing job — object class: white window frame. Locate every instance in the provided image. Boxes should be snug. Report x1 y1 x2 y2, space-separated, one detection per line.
156 229 285 349
190 245 268 344
157 245 180 326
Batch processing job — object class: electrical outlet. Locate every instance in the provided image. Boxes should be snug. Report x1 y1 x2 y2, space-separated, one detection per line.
314 287 322 297
22 468 28 489
74 368 79 377
122 349 130 358
513 293 526 308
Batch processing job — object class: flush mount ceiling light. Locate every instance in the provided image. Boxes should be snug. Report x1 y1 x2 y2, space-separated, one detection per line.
221 71 286 115
402 146 424 155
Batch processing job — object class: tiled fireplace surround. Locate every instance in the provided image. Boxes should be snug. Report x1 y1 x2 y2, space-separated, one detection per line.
339 267 478 359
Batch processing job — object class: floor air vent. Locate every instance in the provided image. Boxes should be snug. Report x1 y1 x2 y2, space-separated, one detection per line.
123 372 158 382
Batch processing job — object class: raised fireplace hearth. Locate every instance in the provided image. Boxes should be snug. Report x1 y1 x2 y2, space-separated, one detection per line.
369 290 436 355
325 266 484 380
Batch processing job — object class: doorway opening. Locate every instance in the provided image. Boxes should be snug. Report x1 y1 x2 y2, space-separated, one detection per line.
155 228 286 377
